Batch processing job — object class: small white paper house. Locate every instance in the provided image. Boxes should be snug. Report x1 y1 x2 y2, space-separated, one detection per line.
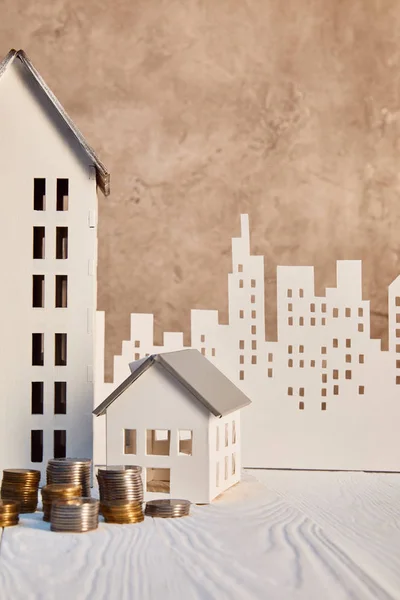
0 49 109 481
93 349 251 504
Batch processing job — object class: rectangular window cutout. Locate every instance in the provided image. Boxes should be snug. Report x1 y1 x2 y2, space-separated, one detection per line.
345 370 352 380
251 325 256 334
54 382 67 414
345 308 351 317
54 430 66 459
216 462 220 487
251 279 256 288
212 348 216 357
124 429 137 454
240 355 244 365
359 386 365 394
201 348 206 356
321 402 327 411
322 374 327 383
396 314 400 324
239 370 244 381
251 355 257 364
288 359 293 367
232 453 236 475
288 387 293 396
216 427 220 451
225 423 229 447
251 310 256 319
333 370 339 380
178 430 192 455
287 289 292 298
311 317 316 326
55 333 67 366
146 468 170 493
322 360 327 368
239 309 244 319
299 388 304 397
396 360 400 369
56 227 68 259
299 289 304 298
333 339 338 348
358 307 364 317
358 323 364 333
396 297 400 307
299 401 304 410
268 368 273 377
321 347 327 355
146 430 170 455
32 333 44 366
299 360 304 368
346 354 351 363
33 227 45 259
135 340 141 348
333 385 339 395
57 179 69 211
397 345 400 353
32 275 45 308
310 360 315 367
239 279 243 288
252 341 257 350
55 275 68 308
299 317 304 326
333 308 339 318
321 388 327 397
299 345 304 353
31 382 43 414
224 456 229 480
288 303 293 312
251 295 256 303
268 352 273 362
232 422 237 444
321 317 326 325
346 339 351 348
31 430 43 463
288 345 293 354
34 179 46 210
238 264 243 272
321 303 327 313
239 340 244 350
310 303 315 312
134 353 140 360
288 317 293 326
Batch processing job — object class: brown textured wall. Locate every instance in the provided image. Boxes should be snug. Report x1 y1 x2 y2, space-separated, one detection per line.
2 0 400 380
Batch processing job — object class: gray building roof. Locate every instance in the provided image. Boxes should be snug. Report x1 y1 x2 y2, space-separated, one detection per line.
93 349 252 418
0 49 110 196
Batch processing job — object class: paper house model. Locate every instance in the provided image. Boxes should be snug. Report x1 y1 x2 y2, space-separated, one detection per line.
0 49 109 481
93 349 251 503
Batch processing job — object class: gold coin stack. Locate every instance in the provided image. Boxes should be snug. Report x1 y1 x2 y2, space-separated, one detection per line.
1 469 40 513
100 500 144 524
41 483 82 521
0 500 19 527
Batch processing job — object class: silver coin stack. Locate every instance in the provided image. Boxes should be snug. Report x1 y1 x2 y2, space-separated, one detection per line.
97 466 144 503
47 458 91 497
50 498 99 533
145 499 191 518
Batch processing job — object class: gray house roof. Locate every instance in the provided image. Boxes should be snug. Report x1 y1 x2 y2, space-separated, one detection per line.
93 349 252 418
0 49 110 196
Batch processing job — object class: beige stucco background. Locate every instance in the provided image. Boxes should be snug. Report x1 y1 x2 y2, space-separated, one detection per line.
2 0 400 380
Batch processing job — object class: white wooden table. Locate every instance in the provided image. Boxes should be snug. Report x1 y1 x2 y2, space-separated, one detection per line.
0 470 399 600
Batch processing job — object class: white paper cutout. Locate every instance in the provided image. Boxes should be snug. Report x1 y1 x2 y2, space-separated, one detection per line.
95 215 400 472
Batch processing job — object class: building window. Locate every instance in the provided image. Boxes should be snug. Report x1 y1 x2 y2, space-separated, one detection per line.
55 275 68 308
322 360 327 368
251 279 256 288
134 353 140 360
268 368 273 377
321 388 327 397
288 317 293 326
333 308 339 318
321 347 327 355
239 309 244 319
33 227 45 259
124 429 137 454
216 426 219 451
358 307 364 317
56 179 69 211
346 339 351 348
333 339 338 348
251 355 257 364
359 386 365 394
56 227 68 259
299 345 304 353
299 289 304 298
345 370 352 380
333 385 339 395
299 317 304 326
201 348 206 356
333 370 339 380
288 387 293 396
287 289 292 298
311 317 316 326
310 303 315 312
299 401 304 410
288 303 293 312
55 333 67 366
225 423 229 447
232 453 236 475
346 354 351 363
252 341 257 350
31 382 43 414
251 325 256 334
345 308 351 317
146 430 170 455
32 275 45 308
358 323 364 333
33 178 46 211
321 303 327 313
239 279 243 288
268 353 273 362
216 462 220 487
54 382 67 414
239 340 244 350
310 360 315 367
251 310 256 319
146 468 170 493
239 370 244 380
31 430 43 463
299 360 304 368
251 295 256 303
232 421 237 444
240 355 244 365
32 333 44 366
288 345 293 354
288 359 293 367
321 317 326 326
321 402 327 411
238 264 243 272
135 340 141 348
299 388 304 397
54 430 66 459
178 430 192 455
224 456 229 480
211 348 216 357
322 373 327 383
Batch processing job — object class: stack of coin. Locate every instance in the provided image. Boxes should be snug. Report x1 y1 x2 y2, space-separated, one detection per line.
100 500 144 524
97 466 143 504
0 500 19 527
145 499 191 518
41 483 82 521
47 458 91 497
50 498 99 533
1 469 40 513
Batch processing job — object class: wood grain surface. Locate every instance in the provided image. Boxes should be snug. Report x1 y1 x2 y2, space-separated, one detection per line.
0 470 399 599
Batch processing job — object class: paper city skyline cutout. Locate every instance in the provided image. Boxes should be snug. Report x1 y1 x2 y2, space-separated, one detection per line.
95 213 400 473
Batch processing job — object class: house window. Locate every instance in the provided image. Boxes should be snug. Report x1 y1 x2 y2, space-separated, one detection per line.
232 421 237 444
31 382 43 414
239 370 244 380
225 423 229 447
31 430 43 463
238 264 243 272
54 430 66 459
345 308 351 317
56 227 68 259
251 279 256 288
239 310 244 319
299 289 304 298
33 178 46 211
251 325 256 334
321 402 327 411
333 339 338 348
299 401 304 410
358 307 363 317
268 353 273 362
216 462 220 487
32 333 44 366
146 468 170 493
224 456 229 480
178 430 192 455
268 368 273 377
56 179 69 211
146 430 170 455
216 426 220 451
239 279 243 288
252 341 257 350
124 429 137 454
287 289 292 298
55 333 67 366
251 355 257 364
55 275 68 308
346 339 351 348
232 453 236 475
54 382 67 414
32 275 45 308
333 308 339 318
251 295 256 303
33 227 45 259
